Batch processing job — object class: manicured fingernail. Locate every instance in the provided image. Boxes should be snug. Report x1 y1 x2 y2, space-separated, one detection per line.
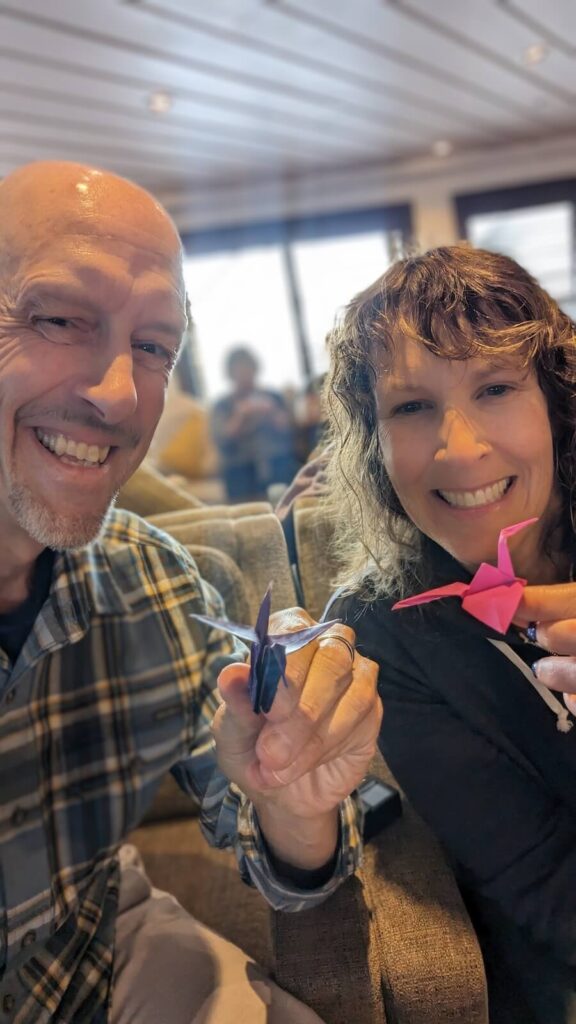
531 661 540 678
526 622 538 643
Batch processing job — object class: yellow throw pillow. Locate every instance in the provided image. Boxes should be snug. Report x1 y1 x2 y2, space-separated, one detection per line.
157 407 220 479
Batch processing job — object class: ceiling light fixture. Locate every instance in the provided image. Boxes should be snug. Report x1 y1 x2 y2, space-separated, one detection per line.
522 42 549 66
431 139 453 158
148 89 173 114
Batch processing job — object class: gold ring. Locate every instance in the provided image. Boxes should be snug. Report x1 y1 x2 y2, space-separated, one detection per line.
322 634 355 661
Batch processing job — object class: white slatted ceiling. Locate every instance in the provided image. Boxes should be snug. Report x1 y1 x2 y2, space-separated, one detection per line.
0 0 575 199
502 0 576 51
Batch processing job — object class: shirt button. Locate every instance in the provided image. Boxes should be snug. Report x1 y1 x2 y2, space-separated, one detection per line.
10 807 27 828
21 930 36 948
2 993 15 1012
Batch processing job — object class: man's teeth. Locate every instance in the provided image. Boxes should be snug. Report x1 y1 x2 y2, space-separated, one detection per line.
438 478 510 509
35 430 110 465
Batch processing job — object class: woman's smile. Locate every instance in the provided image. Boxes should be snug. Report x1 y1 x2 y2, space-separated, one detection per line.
434 476 514 510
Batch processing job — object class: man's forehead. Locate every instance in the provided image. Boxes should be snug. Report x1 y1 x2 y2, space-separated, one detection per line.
14 206 181 266
21 226 181 272
0 161 183 276
4 238 184 319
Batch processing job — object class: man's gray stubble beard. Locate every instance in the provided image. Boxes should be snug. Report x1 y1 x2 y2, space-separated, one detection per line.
7 480 118 550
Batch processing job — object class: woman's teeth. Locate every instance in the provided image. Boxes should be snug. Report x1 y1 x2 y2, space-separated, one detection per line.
437 478 511 509
35 430 110 466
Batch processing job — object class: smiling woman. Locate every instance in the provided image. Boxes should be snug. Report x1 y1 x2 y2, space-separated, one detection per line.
324 246 576 1024
326 246 576 598
373 341 556 579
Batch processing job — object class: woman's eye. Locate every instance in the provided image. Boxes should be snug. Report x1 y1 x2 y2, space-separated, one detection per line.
391 400 430 416
481 384 513 398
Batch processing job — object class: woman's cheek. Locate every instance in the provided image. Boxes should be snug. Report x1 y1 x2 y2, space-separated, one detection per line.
381 427 423 484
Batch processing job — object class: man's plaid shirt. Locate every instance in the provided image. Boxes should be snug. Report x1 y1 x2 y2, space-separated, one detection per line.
0 509 362 1023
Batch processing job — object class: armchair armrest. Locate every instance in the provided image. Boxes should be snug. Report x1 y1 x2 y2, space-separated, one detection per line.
272 756 488 1024
272 875 381 1024
363 805 488 1023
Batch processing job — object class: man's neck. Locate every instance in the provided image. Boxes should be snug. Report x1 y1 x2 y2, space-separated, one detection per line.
0 534 45 613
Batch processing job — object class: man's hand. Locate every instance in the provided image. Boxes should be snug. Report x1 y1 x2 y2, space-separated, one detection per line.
515 585 576 701
213 607 382 872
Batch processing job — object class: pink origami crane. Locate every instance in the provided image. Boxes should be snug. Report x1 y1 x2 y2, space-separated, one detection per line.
392 518 538 633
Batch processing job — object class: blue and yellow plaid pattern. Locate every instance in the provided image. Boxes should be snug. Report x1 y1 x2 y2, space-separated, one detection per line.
0 509 361 1022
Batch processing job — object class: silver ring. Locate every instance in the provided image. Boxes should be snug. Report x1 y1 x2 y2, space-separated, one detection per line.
322 634 355 661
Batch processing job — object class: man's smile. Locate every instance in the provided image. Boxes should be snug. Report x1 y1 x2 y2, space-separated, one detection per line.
34 429 111 467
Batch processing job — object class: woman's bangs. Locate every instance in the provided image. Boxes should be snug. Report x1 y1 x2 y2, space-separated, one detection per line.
383 297 545 368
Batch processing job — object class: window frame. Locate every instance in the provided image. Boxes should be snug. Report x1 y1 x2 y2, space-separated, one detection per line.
180 203 411 393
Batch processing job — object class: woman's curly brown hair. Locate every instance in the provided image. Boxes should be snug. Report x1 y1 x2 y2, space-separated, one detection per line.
324 245 576 598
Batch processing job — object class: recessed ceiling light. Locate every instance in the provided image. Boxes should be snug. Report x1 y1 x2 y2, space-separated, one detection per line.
522 42 549 66
431 139 453 158
148 89 173 114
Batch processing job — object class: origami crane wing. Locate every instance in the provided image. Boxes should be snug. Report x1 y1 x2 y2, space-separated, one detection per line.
190 613 259 647
191 583 276 645
392 582 468 610
267 619 340 652
191 583 341 713
191 608 269 710
392 518 538 634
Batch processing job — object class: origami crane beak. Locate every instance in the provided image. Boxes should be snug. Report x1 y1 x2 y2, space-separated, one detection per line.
497 517 538 576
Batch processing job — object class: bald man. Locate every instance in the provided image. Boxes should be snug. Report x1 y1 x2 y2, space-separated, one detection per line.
0 162 381 1023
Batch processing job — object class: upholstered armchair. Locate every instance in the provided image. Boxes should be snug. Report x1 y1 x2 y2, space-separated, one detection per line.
120 478 488 1023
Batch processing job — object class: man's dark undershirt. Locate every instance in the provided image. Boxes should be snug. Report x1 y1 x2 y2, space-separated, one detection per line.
0 547 55 662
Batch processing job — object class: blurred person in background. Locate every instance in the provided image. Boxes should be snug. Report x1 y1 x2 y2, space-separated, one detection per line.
211 345 298 502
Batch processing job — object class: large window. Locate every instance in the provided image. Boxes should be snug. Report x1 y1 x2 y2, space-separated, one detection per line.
184 245 301 400
291 231 393 378
456 180 576 318
182 206 410 399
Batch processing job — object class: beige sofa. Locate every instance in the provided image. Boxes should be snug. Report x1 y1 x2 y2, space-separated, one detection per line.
124 486 489 1024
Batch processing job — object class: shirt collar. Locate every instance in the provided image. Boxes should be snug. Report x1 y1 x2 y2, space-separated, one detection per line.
52 510 138 619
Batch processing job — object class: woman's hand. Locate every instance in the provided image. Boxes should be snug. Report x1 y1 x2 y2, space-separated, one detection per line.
515 585 576 708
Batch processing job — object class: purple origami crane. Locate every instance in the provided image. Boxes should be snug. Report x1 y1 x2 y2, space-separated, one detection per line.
191 584 339 713
392 518 538 633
